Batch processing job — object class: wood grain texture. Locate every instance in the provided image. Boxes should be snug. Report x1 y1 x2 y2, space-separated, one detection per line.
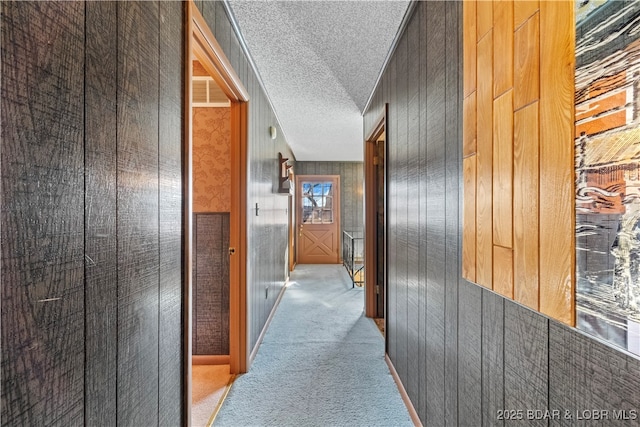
463 156 477 282
476 31 493 288
504 301 548 426
492 90 513 249
418 3 429 419
477 0 493 41
1 2 85 425
386 48 398 374
539 0 574 325
513 102 539 310
458 281 483 425
215 1 230 67
116 2 160 425
425 2 446 423
514 12 539 111
549 322 640 427
493 245 514 298
85 2 118 425
444 1 461 423
493 0 514 98
482 290 505 427
406 9 421 410
395 29 409 383
463 0 477 98
514 0 539 30
158 2 183 424
463 91 477 157
199 0 216 35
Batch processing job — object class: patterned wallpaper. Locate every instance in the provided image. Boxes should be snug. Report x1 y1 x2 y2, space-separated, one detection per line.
193 107 231 212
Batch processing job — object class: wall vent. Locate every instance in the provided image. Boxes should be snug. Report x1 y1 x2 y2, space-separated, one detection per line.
192 76 230 107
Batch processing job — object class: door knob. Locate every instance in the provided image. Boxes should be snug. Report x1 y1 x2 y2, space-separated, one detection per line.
229 247 236 255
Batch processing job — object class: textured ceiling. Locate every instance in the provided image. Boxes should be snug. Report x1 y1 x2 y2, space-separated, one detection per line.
227 1 410 161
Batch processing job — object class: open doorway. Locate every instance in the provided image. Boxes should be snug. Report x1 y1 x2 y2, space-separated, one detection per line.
184 2 249 425
364 105 387 334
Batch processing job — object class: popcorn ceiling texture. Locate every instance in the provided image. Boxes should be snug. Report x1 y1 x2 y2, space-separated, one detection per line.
227 1 410 161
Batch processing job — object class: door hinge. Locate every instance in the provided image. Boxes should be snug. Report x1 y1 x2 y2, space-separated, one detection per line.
373 156 380 166
376 285 380 295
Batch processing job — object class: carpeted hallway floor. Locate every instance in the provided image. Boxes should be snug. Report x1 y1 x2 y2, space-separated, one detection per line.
214 264 413 427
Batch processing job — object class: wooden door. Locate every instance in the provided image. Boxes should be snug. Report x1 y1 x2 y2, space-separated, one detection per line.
297 175 341 264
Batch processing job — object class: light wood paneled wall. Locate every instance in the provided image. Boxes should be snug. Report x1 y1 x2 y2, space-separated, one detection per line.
462 0 575 325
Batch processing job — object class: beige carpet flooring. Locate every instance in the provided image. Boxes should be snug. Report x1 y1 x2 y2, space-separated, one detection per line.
191 364 233 427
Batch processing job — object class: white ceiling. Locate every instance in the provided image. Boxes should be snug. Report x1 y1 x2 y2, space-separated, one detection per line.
226 1 411 161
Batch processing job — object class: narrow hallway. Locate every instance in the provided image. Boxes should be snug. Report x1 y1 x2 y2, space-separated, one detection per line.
213 264 413 427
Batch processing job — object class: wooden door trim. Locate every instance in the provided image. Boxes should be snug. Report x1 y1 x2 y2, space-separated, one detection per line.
184 3 249 424
364 104 387 318
296 175 341 264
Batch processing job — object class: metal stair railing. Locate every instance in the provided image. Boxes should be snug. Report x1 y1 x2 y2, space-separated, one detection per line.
342 230 364 288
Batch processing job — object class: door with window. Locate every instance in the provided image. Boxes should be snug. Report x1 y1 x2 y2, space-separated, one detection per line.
296 175 341 264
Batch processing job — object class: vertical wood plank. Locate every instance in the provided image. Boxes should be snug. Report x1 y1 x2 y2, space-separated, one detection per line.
406 9 421 411
514 12 539 111
513 102 539 310
476 31 493 288
1 3 85 425
492 90 513 248
463 156 477 282
215 1 230 59
493 245 514 298
504 301 548 427
201 0 216 35
463 91 477 157
539 0 574 325
158 2 183 423
458 281 483 424
493 0 514 98
117 2 160 425
85 1 118 425
477 0 493 41
444 1 461 423
387 49 398 374
482 290 504 427
418 3 429 420
425 2 446 423
514 0 539 30
395 28 409 384
549 322 640 426
463 0 477 98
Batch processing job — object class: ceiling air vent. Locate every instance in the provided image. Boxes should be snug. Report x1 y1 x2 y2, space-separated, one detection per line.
192 76 230 107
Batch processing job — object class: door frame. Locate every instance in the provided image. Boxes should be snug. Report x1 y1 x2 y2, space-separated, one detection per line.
296 175 342 264
184 1 249 423
364 104 388 319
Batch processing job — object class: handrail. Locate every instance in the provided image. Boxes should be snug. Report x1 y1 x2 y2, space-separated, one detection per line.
342 230 364 288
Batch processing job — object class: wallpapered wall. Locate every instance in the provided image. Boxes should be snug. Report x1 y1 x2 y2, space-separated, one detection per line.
193 107 231 213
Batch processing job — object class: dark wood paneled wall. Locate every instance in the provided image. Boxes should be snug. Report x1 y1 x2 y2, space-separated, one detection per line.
197 1 294 356
1 1 182 425
193 213 230 355
364 2 640 426
295 162 364 234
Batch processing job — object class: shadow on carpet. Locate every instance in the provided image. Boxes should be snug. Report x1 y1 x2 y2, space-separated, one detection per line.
213 264 413 427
